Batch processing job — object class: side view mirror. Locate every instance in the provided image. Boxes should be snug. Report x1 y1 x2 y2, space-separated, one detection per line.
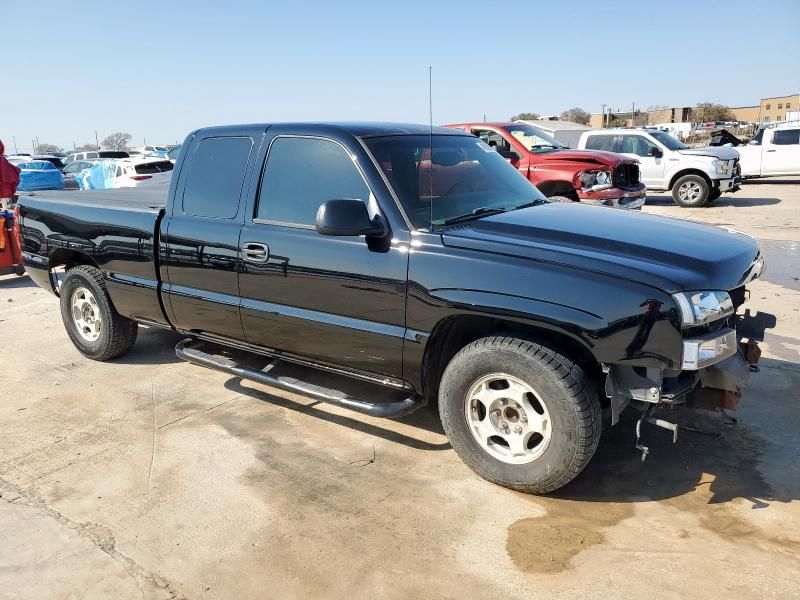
316 199 387 237
648 147 663 158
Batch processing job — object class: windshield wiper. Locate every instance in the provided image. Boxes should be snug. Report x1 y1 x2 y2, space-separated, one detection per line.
439 206 507 226
511 198 550 211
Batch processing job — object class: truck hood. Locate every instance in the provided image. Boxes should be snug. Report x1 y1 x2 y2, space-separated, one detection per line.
440 203 759 293
536 148 629 167
677 146 740 160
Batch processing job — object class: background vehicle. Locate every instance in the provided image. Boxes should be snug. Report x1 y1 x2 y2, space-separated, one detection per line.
166 145 181 163
16 160 64 191
737 122 800 178
64 150 130 164
75 157 174 189
17 122 762 494
446 122 646 209
578 128 741 207
63 160 94 189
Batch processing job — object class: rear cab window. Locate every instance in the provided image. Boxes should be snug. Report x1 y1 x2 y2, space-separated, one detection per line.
181 137 254 218
584 134 618 152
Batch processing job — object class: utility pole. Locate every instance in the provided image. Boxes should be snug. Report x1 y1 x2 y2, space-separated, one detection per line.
95 130 100 150
601 104 606 127
31 138 36 154
12 136 18 154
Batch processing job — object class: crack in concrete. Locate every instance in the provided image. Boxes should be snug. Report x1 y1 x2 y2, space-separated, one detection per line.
0 477 186 600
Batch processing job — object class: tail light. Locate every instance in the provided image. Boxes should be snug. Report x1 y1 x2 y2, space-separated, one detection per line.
130 175 152 181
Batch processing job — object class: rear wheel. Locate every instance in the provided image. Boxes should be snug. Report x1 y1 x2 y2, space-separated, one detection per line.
59 265 138 360
672 174 710 207
438 336 601 494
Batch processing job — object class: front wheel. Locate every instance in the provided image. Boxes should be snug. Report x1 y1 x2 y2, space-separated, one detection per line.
438 337 601 494
672 174 710 207
59 265 138 361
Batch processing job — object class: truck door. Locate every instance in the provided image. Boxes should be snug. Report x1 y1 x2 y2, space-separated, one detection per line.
762 128 800 175
161 133 258 340
237 129 407 378
619 134 665 187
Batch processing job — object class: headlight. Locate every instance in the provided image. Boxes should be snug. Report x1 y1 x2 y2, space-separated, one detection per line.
672 291 734 326
579 170 613 191
713 159 731 175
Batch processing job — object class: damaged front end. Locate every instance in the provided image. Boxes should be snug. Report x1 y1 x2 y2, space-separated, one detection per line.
603 279 766 460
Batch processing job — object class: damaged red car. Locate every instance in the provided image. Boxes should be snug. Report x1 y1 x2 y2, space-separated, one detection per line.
445 122 647 209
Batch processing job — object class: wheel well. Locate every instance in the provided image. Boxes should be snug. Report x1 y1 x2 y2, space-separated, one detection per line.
669 169 712 191
48 250 98 294
49 249 98 272
421 315 600 404
536 180 579 201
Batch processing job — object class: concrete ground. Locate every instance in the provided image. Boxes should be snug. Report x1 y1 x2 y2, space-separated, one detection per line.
1 182 798 600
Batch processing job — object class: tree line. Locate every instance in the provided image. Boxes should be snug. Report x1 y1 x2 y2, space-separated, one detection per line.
31 132 133 155
510 103 737 127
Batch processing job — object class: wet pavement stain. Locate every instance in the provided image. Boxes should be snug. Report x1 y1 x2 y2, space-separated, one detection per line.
506 409 800 573
507 500 632 573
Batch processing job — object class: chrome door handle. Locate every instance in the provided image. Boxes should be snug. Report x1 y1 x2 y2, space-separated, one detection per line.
766 149 777 152
241 242 269 263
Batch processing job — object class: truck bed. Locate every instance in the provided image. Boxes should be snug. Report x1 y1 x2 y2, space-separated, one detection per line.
19 185 167 213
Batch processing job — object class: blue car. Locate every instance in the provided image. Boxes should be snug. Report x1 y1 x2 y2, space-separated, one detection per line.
17 160 65 191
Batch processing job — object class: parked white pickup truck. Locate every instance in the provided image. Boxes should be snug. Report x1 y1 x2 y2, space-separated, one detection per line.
578 128 741 207
737 123 800 178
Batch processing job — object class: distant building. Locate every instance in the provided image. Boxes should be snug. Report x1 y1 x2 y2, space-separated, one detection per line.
588 95 798 129
759 94 799 122
729 106 760 122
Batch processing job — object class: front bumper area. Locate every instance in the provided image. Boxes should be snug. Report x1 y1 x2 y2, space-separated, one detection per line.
577 184 647 210
716 176 742 193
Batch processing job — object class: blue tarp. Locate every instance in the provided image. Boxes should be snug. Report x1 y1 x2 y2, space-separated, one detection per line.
17 161 65 191
76 160 117 190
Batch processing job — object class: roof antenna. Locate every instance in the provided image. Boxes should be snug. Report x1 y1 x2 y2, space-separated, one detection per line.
428 65 434 229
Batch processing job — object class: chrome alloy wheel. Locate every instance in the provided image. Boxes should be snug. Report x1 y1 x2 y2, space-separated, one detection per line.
70 287 102 342
678 180 703 203
464 373 552 464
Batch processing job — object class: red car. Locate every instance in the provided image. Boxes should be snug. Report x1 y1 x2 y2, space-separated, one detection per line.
444 122 646 208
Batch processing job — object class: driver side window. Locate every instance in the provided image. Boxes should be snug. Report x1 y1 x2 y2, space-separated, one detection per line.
471 129 520 160
621 135 657 157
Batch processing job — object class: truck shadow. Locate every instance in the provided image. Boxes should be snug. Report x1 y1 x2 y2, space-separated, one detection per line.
0 274 35 289
114 327 185 365
223 377 450 451
644 195 781 208
553 376 799 508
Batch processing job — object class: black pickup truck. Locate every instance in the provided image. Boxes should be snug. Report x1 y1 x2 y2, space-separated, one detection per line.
17 122 765 493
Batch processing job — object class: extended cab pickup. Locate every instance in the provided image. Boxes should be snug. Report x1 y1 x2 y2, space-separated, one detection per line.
18 122 765 493
737 123 800 178
579 128 742 207
445 122 646 209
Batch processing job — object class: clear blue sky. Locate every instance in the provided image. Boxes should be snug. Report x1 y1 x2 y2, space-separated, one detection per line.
2 0 799 152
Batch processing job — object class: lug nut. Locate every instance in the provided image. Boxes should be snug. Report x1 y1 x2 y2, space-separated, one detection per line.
521 415 527 423
500 399 508 406
514 425 522 433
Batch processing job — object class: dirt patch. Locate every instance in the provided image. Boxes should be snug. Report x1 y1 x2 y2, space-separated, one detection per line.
507 500 632 573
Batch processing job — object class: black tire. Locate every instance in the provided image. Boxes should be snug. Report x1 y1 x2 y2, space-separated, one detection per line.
59 265 138 361
671 174 710 207
438 336 601 494
707 188 721 202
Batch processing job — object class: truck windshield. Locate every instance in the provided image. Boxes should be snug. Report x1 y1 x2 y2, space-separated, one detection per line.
648 130 688 150
364 134 548 230
504 123 567 153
